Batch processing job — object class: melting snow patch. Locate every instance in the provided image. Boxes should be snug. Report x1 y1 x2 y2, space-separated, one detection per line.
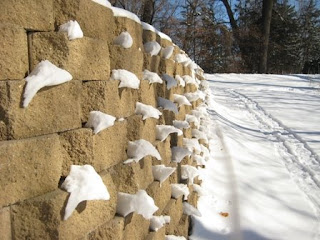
59 20 83 40
173 94 191 107
158 97 178 114
135 102 162 120
111 7 141 24
113 31 133 48
23 60 72 108
110 69 140 89
156 125 183 142
183 202 202 217
171 183 189 200
150 215 170 231
116 190 158 219
162 46 174 59
162 74 177 90
152 165 176 186
85 111 116 134
173 120 190 130
171 146 192 163
125 139 161 164
91 0 112 7
181 165 199 184
61 165 110 220
144 41 161 56
143 70 163 84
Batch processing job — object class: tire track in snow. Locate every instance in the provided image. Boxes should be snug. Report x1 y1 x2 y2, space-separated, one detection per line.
231 90 320 238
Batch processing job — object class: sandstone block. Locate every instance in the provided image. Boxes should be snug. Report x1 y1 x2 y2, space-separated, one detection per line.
31 32 110 80
87 216 124 240
162 197 183 235
187 191 199 208
0 24 28 80
0 207 11 240
0 0 54 31
54 0 114 42
144 54 161 73
159 59 175 76
146 180 171 215
185 84 198 93
59 128 94 176
111 157 154 194
11 172 117 239
174 214 190 238
154 138 172 165
123 213 150 240
175 63 184 76
146 227 165 240
139 80 157 107
0 134 63 207
126 115 157 143
0 80 81 140
143 30 157 43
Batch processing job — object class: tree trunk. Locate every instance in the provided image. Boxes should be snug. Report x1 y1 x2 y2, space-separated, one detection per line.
259 0 274 73
141 0 155 24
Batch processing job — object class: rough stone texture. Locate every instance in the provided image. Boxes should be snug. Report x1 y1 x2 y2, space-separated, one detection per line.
0 134 63 208
0 24 28 80
0 0 54 31
146 179 171 215
174 214 190 238
59 128 94 176
162 197 184 235
82 80 139 120
155 138 172 165
146 227 166 240
111 157 154 194
144 54 161 73
54 0 114 42
87 216 124 240
109 45 144 79
159 59 175 76
31 32 110 80
185 84 198 93
93 121 128 172
0 207 11 240
139 80 157 107
126 115 157 143
143 30 157 43
188 191 199 208
11 172 117 239
0 80 81 140
123 213 150 240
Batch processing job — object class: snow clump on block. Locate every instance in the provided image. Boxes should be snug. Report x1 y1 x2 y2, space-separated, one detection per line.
181 165 199 184
183 138 201 154
143 70 163 84
161 46 174 59
193 154 206 166
135 102 162 120
125 139 161 164
150 215 170 231
110 69 140 89
185 114 200 128
144 41 162 56
175 75 186 87
59 20 84 40
111 7 141 24
183 202 202 217
184 92 201 102
116 190 158 219
152 165 176 186
192 184 206 196
91 0 112 7
162 74 177 90
171 146 192 163
85 111 116 134
192 129 208 143
175 54 190 65
156 125 183 142
23 60 72 108
113 31 133 48
173 120 190 130
200 144 210 161
173 94 191 107
61 165 110 220
165 235 187 240
171 183 189 200
157 97 178 114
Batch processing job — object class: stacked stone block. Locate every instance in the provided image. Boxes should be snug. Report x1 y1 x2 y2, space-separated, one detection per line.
0 1 206 239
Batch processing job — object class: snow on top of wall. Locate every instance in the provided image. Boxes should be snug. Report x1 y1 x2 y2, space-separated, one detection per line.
150 215 170 231
144 41 161 56
113 31 133 48
111 7 141 24
162 46 174 59
183 202 202 217
156 125 182 142
143 70 163 84
171 146 192 163
173 94 191 107
171 183 189 200
91 0 112 8
23 60 72 108
59 20 84 40
61 165 110 220
116 190 158 219
85 111 116 134
162 74 177 90
152 165 176 186
125 139 161 164
135 102 162 120
141 22 172 42
110 69 140 89
157 97 178 114
173 120 190 130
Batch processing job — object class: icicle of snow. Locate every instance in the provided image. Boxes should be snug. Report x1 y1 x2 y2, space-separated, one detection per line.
181 165 199 184
193 154 206 166
116 190 158 219
144 41 161 56
113 31 133 49
150 215 170 231
125 139 161 164
152 165 176 186
183 202 202 217
165 235 187 240
85 111 116 134
110 69 140 89
173 94 192 107
143 70 163 84
61 165 110 220
173 120 190 130
185 114 200 128
59 20 84 40
183 75 197 85
162 46 174 59
157 97 178 114
156 125 183 142
162 74 177 90
171 183 190 200
192 129 208 143
175 75 186 87
183 138 201 154
135 102 162 120
111 7 141 24
91 0 112 7
192 184 206 196
23 60 72 108
171 146 192 163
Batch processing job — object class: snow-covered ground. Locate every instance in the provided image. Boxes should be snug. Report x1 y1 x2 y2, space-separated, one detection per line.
191 74 320 240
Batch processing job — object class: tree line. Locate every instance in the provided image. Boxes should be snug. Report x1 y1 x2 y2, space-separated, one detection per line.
110 0 320 74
